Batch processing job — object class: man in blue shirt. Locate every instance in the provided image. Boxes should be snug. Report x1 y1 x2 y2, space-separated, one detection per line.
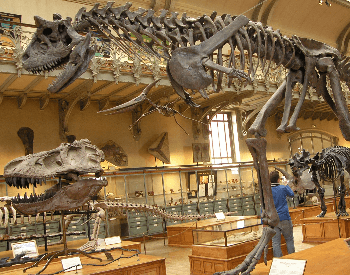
270 170 295 257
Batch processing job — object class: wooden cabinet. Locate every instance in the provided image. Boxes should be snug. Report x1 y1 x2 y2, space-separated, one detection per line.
189 237 287 275
301 211 350 243
167 216 259 247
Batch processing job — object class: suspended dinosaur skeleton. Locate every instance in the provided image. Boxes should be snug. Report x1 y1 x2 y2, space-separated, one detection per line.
21 2 350 275
289 147 350 217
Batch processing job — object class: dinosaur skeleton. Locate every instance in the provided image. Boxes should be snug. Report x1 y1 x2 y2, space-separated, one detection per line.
3 139 106 274
21 2 350 274
289 147 350 217
78 201 232 252
2 139 239 272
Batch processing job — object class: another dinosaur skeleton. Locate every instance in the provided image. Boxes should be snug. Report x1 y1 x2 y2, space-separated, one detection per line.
78 201 242 252
21 2 350 274
273 166 315 195
289 147 350 217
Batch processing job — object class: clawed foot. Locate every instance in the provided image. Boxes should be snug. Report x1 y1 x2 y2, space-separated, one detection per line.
79 240 98 252
337 210 349 217
317 211 327 217
213 227 276 275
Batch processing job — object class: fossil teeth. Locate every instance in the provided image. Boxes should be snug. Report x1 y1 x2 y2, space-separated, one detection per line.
5 177 12 187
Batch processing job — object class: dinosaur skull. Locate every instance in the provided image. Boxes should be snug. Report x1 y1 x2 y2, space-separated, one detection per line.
4 139 105 188
22 15 95 93
4 139 105 215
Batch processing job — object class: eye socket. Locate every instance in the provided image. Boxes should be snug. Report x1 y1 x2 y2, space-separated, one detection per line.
58 24 65 33
43 28 52 36
65 35 72 45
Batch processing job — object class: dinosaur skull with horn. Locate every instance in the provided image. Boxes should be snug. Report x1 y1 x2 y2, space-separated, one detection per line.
22 15 95 93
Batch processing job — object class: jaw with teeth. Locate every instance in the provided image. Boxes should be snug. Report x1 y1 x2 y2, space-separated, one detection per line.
11 179 107 215
4 139 105 215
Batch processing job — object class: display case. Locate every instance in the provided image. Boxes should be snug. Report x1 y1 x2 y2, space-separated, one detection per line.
192 217 262 246
0 160 289 239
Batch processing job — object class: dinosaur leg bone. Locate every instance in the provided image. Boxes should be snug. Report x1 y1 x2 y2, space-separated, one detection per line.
248 80 286 137
285 57 317 132
276 70 302 133
317 57 350 141
79 207 105 252
221 138 278 275
246 138 279 226
311 169 327 217
338 175 348 216
215 226 276 275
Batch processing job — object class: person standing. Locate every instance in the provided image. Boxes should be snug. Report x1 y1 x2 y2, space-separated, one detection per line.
270 170 295 257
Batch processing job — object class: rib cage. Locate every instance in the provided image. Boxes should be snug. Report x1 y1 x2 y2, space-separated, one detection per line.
73 2 350 89
316 146 350 182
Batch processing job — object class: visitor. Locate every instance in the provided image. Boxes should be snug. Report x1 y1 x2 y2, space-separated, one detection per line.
270 170 295 257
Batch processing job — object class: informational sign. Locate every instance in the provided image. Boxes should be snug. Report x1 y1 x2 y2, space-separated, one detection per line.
215 212 225 220
237 220 245 229
11 240 38 258
269 258 306 275
105 236 122 246
61 257 82 272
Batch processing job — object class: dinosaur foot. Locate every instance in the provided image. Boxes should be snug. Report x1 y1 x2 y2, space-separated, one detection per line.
337 210 349 217
317 211 327 218
79 240 98 252
213 226 276 275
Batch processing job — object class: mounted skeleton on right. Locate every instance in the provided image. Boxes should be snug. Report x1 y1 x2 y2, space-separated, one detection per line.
289 146 350 217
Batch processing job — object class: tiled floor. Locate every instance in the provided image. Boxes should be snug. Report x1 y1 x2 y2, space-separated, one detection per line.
140 226 317 275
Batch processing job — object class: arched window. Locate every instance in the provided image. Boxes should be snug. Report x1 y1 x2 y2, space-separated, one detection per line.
209 112 240 164
288 129 339 157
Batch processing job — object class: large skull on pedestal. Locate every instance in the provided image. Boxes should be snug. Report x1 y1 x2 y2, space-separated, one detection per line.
22 15 95 93
3 139 106 215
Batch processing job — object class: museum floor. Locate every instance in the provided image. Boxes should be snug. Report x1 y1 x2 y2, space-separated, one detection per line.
140 226 316 275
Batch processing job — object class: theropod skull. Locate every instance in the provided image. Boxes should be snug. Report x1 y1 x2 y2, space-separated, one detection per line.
4 139 105 187
3 139 106 215
22 15 95 93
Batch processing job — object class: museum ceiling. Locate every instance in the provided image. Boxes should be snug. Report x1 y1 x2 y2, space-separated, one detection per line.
1 0 350 131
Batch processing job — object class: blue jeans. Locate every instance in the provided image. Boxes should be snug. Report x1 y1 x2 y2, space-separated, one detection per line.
272 219 295 257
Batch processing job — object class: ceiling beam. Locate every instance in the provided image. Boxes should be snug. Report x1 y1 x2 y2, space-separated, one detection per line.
0 74 17 93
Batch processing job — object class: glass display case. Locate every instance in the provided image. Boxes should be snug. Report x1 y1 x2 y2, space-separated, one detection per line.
192 217 262 247
0 160 289 238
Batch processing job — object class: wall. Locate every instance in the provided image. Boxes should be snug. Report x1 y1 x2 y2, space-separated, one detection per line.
0 97 196 170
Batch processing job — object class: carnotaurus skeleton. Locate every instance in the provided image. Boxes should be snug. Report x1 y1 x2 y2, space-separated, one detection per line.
289 147 350 217
21 2 350 274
